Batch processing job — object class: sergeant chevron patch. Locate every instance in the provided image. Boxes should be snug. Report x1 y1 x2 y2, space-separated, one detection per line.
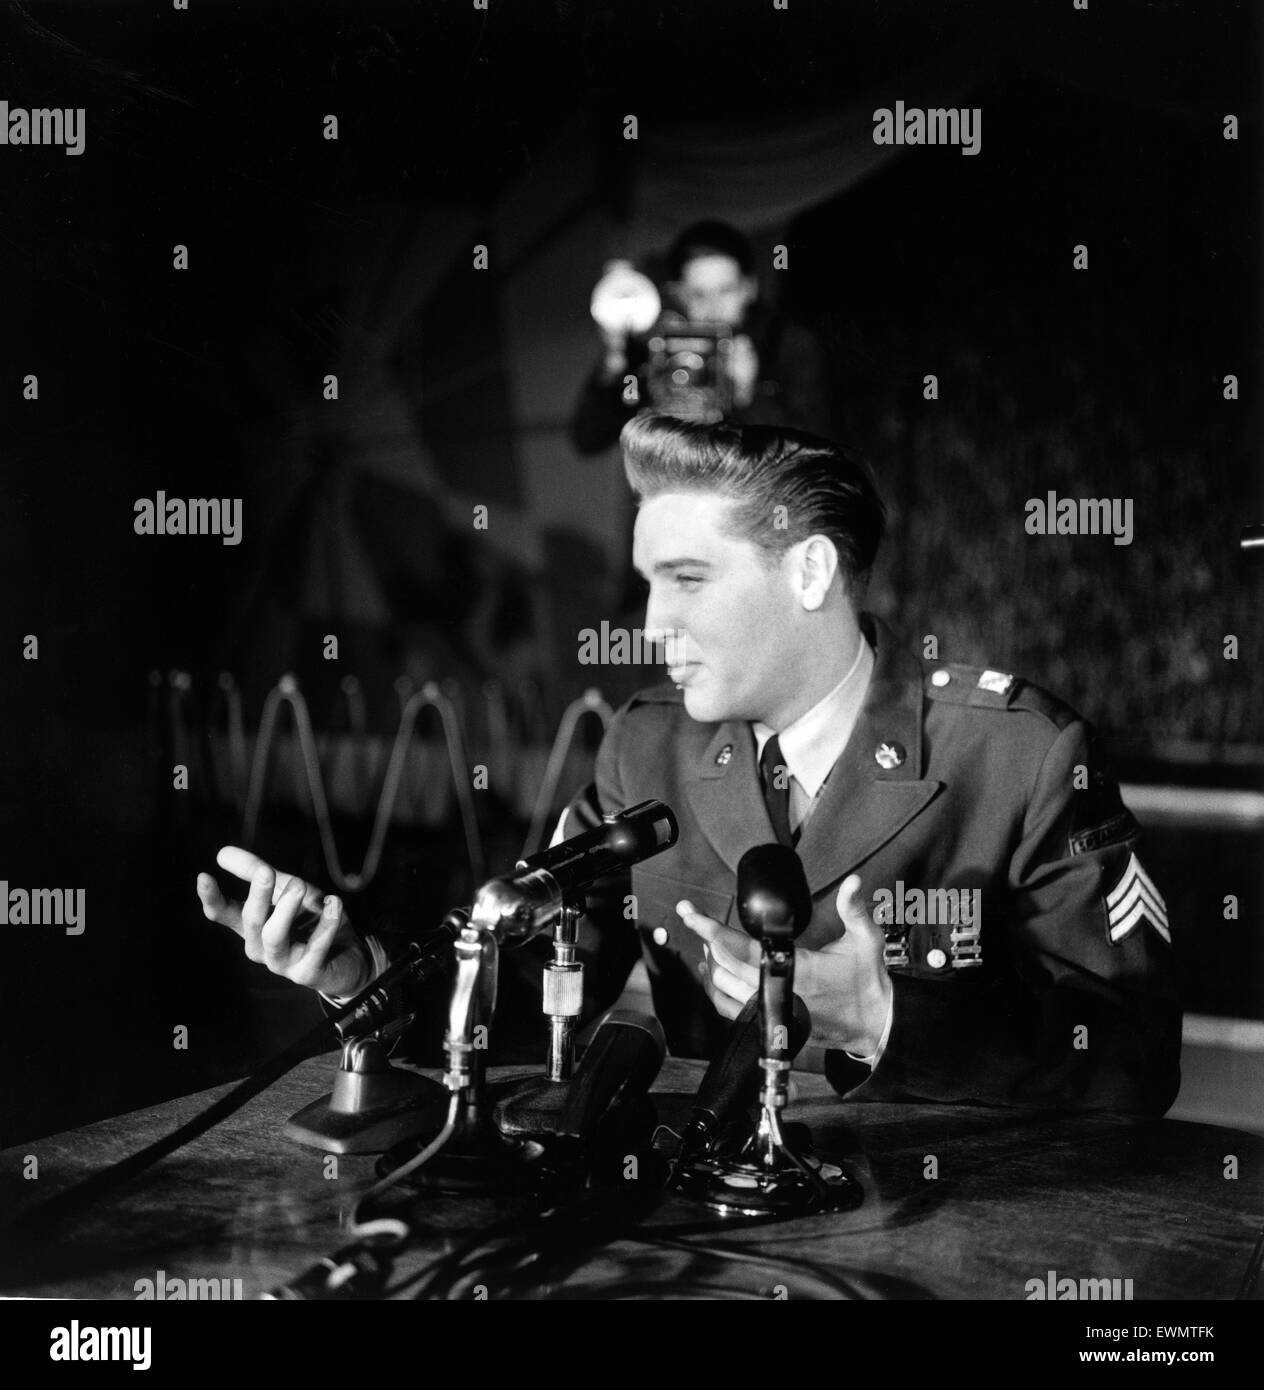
1105 853 1170 945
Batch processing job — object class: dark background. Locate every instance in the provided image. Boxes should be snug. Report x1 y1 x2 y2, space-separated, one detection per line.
0 0 1260 1142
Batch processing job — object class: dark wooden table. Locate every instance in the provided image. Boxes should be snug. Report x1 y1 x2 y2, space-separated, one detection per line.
2 1056 1260 1300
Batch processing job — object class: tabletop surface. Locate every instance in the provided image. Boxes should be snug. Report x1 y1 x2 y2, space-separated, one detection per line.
2 1055 1261 1301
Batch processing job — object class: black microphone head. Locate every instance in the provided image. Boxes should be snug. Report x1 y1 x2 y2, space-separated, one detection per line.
602 800 679 860
737 843 812 941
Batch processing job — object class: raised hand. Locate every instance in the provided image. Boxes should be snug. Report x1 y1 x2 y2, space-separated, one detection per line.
196 846 373 998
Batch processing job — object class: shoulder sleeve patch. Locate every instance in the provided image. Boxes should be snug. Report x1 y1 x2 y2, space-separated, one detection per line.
1068 733 1141 856
1070 810 1139 856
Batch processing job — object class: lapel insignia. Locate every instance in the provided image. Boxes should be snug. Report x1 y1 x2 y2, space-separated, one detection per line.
874 741 905 770
1105 852 1170 944
714 743 733 767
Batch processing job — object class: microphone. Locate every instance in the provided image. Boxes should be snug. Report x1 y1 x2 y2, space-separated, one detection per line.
555 1010 666 1142
677 991 811 1163
736 843 812 942
675 844 862 1216
518 799 678 897
534 1010 665 1182
470 800 678 944
737 843 812 1069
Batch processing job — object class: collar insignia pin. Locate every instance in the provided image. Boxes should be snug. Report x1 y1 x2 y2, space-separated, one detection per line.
715 744 733 767
875 741 906 770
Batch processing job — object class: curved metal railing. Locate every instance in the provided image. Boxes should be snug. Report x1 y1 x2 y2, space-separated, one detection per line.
520 687 614 858
241 674 486 893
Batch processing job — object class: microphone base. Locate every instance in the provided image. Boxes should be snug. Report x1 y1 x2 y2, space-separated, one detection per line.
673 1151 862 1218
494 1077 661 1186
284 1088 450 1155
376 1090 556 1197
283 1045 451 1154
492 1075 572 1136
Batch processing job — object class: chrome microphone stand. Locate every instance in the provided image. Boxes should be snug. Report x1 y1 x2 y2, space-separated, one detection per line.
493 901 586 1135
376 801 679 1190
675 845 862 1217
493 801 678 1136
375 885 559 1194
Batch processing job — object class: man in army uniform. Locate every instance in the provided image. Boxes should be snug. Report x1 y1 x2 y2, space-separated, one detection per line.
560 412 1179 1112
197 413 1180 1114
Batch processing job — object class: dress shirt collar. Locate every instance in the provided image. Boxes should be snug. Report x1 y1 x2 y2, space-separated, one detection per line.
752 634 875 800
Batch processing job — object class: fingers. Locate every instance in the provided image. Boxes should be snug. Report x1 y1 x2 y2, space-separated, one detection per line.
834 872 888 943
201 846 354 991
709 954 756 1009
676 900 720 942
677 902 761 968
710 991 741 1021
299 895 344 973
215 846 324 915
682 899 765 1017
696 949 743 1021
217 845 273 884
260 875 317 970
196 873 242 934
695 941 754 1020
824 873 877 954
240 863 277 961
708 933 759 985
834 872 866 927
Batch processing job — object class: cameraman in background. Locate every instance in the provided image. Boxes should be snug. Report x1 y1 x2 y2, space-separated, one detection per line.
569 220 833 454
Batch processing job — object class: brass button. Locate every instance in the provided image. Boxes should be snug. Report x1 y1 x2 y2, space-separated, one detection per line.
931 669 951 687
927 948 947 969
652 926 670 946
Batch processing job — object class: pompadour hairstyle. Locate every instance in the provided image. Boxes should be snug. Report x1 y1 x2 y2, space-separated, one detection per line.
620 413 886 592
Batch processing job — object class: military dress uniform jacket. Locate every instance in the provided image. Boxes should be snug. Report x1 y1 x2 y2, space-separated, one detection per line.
566 615 1182 1115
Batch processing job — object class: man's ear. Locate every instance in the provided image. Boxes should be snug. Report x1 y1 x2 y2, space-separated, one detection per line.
795 534 840 611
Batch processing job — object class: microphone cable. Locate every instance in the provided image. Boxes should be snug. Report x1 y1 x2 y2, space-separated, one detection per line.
403 1178 877 1300
260 1101 467 1301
